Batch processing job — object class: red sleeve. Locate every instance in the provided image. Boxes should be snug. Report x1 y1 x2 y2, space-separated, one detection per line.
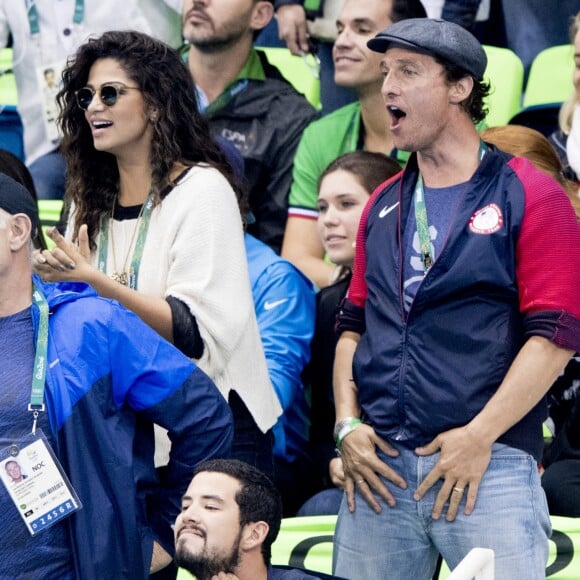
347 174 400 308
509 157 580 350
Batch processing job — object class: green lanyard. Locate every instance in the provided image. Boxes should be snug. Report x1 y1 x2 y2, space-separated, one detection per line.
26 0 85 36
414 141 488 274
97 194 155 290
29 284 49 435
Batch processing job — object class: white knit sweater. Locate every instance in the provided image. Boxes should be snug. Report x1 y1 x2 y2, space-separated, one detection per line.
72 165 282 435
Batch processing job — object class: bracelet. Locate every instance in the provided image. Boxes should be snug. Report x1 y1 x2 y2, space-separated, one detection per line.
333 417 362 449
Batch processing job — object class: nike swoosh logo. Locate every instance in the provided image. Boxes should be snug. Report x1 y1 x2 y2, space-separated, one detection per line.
378 202 399 218
264 298 289 311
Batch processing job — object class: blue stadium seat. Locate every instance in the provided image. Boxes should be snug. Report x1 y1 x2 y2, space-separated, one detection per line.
0 105 24 161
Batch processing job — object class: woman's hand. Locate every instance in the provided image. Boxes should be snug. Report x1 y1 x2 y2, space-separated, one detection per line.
33 225 94 283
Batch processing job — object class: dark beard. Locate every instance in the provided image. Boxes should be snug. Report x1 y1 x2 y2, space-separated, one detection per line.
188 34 243 54
175 532 242 580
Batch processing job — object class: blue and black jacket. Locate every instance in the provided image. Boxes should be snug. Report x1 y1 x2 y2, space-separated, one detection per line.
337 148 580 461
32 277 233 579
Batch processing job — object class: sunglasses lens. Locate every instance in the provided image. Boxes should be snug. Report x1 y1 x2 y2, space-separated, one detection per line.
100 85 119 107
76 88 94 110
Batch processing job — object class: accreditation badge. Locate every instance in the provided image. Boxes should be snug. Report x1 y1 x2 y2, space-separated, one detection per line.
0 430 82 536
35 59 65 144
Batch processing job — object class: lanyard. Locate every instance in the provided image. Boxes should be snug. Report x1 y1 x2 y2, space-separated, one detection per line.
26 0 85 36
414 141 488 274
204 79 249 115
29 284 49 434
97 193 155 290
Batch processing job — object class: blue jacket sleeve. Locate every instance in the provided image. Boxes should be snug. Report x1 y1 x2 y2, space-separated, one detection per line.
108 304 233 555
252 261 316 412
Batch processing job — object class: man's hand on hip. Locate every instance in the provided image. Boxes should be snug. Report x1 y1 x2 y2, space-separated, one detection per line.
414 425 493 522
340 424 407 514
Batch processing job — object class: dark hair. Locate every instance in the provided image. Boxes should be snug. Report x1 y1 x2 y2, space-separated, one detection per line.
193 459 282 566
434 57 490 125
0 149 47 250
391 0 427 22
57 30 237 247
318 150 401 194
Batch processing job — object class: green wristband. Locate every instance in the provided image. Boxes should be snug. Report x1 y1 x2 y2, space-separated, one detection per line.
334 417 362 449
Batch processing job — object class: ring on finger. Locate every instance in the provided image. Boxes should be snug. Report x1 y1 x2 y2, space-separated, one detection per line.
356 479 365 484
453 487 464 493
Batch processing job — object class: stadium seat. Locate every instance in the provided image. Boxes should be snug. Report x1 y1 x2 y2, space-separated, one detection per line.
0 47 18 106
257 47 322 110
0 105 24 160
176 513 580 579
509 44 575 137
38 199 64 249
482 45 524 127
0 48 24 160
271 515 336 574
523 45 575 110
546 516 580 579
436 515 580 579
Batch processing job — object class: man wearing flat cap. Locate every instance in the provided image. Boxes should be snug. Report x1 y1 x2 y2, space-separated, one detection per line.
0 172 232 578
331 18 580 579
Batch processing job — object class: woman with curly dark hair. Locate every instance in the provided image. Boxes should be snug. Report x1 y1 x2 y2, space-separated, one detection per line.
33 30 281 479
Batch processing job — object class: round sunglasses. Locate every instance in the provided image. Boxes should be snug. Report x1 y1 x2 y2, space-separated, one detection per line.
75 83 141 110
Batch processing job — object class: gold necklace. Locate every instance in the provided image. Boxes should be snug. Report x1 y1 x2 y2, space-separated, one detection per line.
109 198 146 286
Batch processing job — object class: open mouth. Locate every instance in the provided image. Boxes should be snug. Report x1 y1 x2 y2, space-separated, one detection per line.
387 105 406 129
91 120 113 129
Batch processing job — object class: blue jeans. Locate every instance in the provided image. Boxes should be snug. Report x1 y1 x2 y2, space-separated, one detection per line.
297 487 343 517
333 444 551 580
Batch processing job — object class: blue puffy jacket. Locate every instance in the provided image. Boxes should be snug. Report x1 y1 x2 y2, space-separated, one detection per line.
32 277 233 579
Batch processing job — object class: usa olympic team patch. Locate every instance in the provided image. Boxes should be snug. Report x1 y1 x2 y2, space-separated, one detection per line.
468 203 504 234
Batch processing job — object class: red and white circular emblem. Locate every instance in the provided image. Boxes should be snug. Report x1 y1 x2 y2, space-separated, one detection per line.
468 203 504 234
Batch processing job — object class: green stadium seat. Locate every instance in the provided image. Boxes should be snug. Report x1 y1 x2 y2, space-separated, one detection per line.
38 199 64 249
271 515 336 574
523 45 574 110
269 513 580 579
546 516 580 579
0 48 23 160
508 44 574 136
482 45 524 128
0 48 18 106
257 47 322 110
176 566 193 579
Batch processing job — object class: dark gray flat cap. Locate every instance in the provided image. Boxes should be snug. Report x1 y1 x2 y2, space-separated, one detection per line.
367 18 487 80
